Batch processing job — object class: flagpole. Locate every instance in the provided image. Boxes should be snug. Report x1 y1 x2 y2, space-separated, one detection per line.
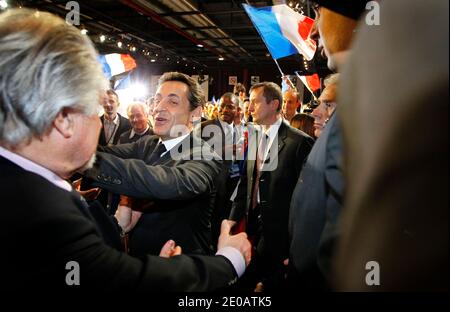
273 58 296 90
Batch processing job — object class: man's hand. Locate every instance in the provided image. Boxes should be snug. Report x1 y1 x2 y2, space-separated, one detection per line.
218 220 251 265
115 200 142 233
159 239 182 258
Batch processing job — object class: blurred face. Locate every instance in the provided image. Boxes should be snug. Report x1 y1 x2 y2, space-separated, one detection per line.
128 105 149 133
243 100 250 121
102 92 119 120
153 81 197 140
317 7 357 70
71 112 102 174
219 96 237 124
234 106 243 124
283 90 300 121
312 84 337 138
249 87 276 125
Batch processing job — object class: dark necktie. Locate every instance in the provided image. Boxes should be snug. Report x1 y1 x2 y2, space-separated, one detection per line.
250 133 269 210
148 141 167 164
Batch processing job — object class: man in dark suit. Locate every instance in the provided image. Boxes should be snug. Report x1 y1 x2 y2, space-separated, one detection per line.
0 8 251 291
229 82 314 291
84 72 226 257
200 93 241 247
99 89 131 146
287 1 364 290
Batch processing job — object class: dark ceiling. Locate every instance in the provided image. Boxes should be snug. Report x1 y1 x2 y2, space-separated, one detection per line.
12 0 317 71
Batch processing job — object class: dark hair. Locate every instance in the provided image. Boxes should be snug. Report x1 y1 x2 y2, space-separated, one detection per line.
106 89 119 101
249 82 283 112
158 72 205 110
290 113 316 138
220 92 239 107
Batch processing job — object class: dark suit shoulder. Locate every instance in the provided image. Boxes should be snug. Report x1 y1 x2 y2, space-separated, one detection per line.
118 113 131 128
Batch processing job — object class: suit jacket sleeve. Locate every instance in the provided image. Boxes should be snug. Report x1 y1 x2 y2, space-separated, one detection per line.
229 162 249 222
84 151 221 200
316 114 344 279
43 209 237 291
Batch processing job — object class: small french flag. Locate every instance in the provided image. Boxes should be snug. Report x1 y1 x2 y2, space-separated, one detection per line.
243 4 316 60
298 73 321 95
98 53 137 79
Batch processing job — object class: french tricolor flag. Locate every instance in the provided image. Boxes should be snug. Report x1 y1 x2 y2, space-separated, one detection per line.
98 53 137 79
243 4 316 60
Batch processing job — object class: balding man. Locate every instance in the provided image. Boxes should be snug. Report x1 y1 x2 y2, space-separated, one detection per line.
282 90 302 123
119 102 154 144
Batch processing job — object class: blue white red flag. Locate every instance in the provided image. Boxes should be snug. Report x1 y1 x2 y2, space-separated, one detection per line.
98 53 137 79
243 4 316 60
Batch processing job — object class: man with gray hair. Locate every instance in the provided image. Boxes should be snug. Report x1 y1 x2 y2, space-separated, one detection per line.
118 101 153 144
0 8 250 290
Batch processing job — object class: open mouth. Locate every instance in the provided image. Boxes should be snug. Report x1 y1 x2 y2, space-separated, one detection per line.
154 116 168 125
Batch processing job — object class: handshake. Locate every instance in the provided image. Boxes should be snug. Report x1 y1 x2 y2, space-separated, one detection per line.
115 195 252 265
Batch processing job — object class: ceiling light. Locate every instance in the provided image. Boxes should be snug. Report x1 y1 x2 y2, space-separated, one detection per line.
99 35 106 42
0 1 8 10
117 41 123 48
197 44 203 48
80 28 88 35
218 56 225 61
150 59 156 63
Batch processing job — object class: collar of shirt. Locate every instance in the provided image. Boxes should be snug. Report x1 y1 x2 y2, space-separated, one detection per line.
159 132 190 156
104 113 119 126
129 125 149 139
264 117 282 145
0 146 72 192
219 119 234 137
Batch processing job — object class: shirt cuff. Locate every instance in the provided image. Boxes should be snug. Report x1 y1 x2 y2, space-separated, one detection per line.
215 246 246 278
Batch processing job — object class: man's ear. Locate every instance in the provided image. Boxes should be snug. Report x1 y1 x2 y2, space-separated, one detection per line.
53 108 75 138
271 99 280 112
190 106 202 121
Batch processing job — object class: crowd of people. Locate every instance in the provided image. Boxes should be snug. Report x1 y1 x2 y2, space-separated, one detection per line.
0 0 447 292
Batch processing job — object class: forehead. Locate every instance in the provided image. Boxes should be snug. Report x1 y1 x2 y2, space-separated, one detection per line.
106 93 118 101
156 81 189 99
250 86 264 99
129 105 144 114
284 91 297 101
220 96 237 106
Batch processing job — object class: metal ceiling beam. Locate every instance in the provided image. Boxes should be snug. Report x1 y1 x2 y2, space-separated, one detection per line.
120 0 226 59
159 10 245 17
181 25 254 30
